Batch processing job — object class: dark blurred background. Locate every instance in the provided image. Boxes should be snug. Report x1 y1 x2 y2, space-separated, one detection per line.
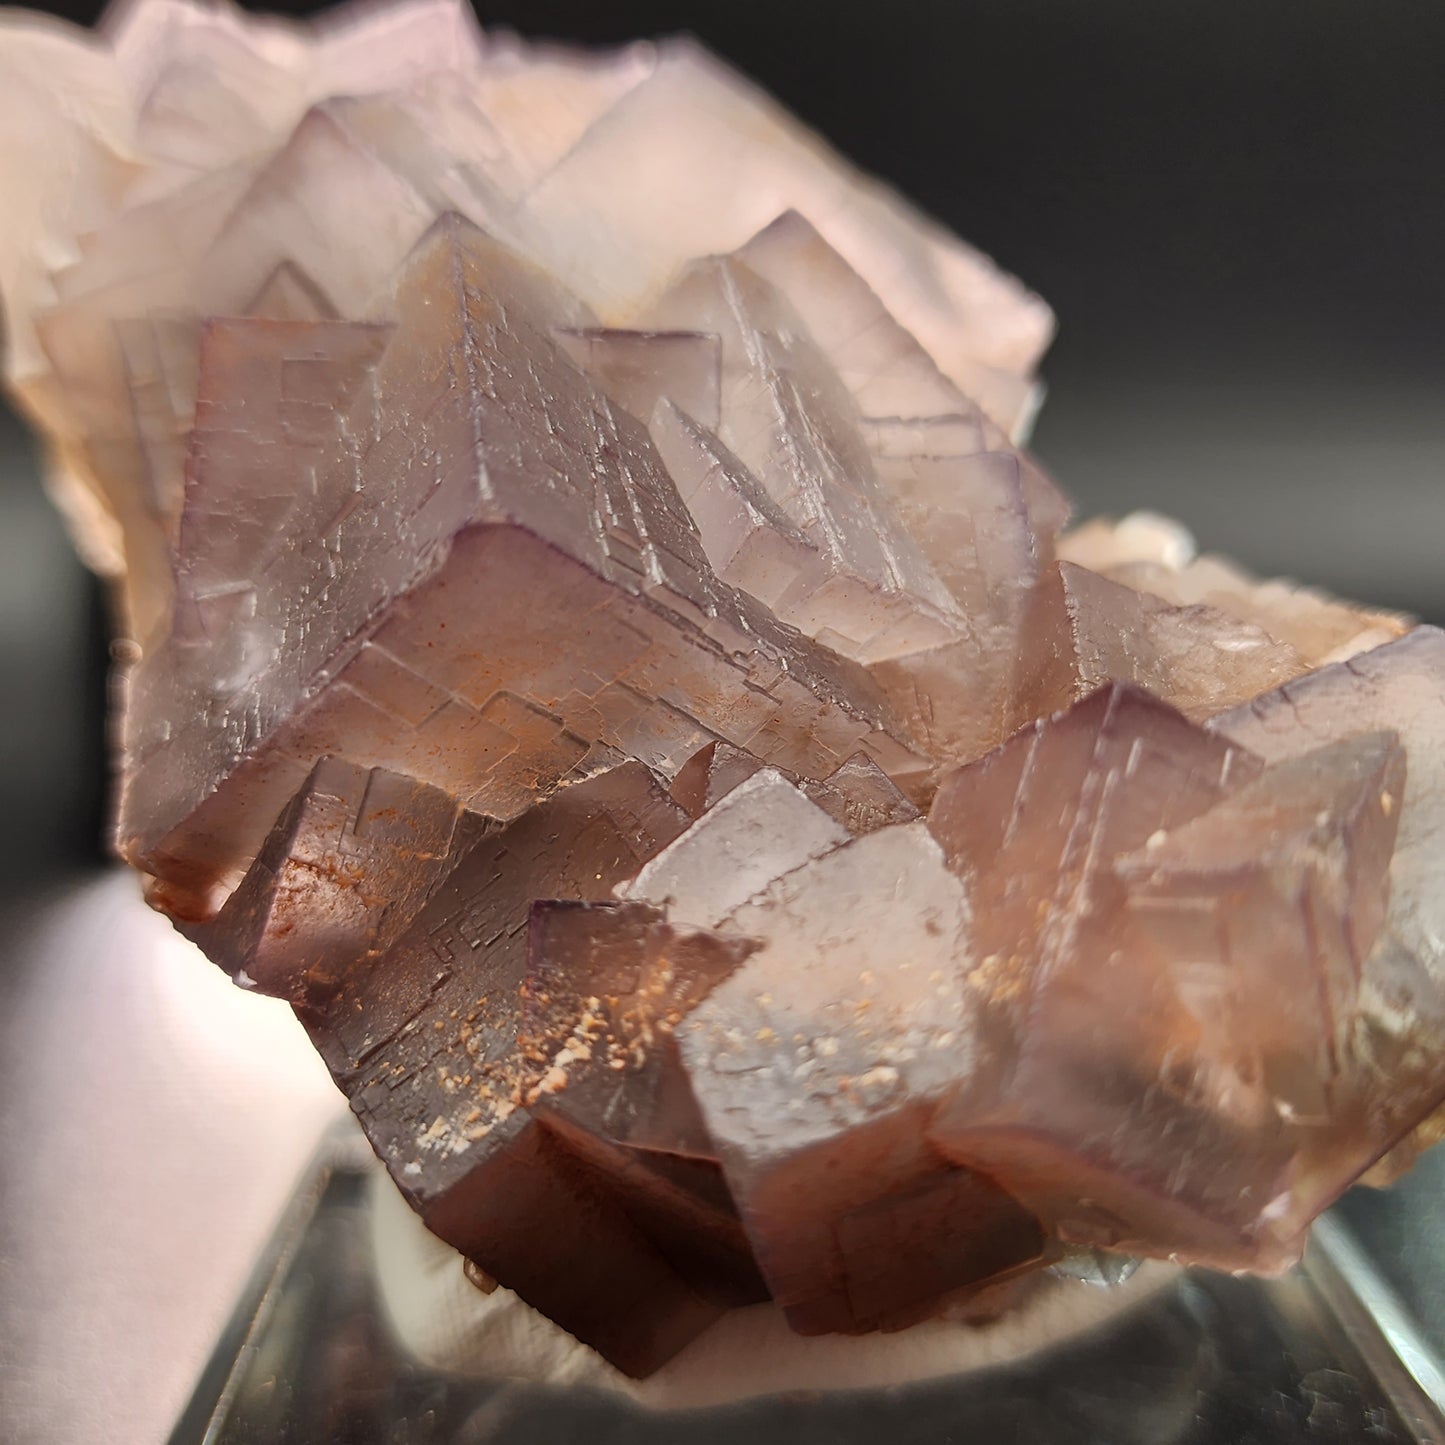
4 0 1445 887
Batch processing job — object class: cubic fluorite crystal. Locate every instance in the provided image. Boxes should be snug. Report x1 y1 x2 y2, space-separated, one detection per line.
3 0 1442 1379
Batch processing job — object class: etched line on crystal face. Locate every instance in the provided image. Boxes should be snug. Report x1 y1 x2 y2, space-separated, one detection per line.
8 0 1445 1383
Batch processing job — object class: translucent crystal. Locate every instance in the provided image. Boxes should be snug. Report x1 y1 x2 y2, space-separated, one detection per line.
1211 626 1445 1194
120 216 909 917
185 755 476 998
925 684 1297 1265
681 823 1044 1334
620 767 849 928
3 0 1443 1382
293 762 756 1374
665 740 920 836
644 244 965 663
1055 559 1310 720
1060 512 1411 667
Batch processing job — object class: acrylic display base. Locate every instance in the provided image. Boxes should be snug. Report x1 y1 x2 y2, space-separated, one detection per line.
170 1123 1445 1445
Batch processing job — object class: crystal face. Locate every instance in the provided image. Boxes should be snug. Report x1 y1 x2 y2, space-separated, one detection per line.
2 0 1441 1380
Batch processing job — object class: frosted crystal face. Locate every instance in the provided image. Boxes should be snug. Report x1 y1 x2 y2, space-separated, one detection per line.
620 767 850 927
677 822 1045 1335
4 0 1445 1380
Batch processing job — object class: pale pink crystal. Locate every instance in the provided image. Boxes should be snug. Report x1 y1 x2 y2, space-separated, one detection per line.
2 0 1443 1382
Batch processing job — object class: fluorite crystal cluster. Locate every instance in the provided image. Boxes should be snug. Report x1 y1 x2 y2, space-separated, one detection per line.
4 0 1444 1380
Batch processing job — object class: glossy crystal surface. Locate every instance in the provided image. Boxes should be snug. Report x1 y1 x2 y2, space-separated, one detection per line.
2 0 1442 1380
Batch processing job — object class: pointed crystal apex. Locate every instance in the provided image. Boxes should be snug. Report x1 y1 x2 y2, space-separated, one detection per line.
7 0 1444 1381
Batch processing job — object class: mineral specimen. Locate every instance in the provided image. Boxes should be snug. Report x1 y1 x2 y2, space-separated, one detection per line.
3 0 1441 1380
